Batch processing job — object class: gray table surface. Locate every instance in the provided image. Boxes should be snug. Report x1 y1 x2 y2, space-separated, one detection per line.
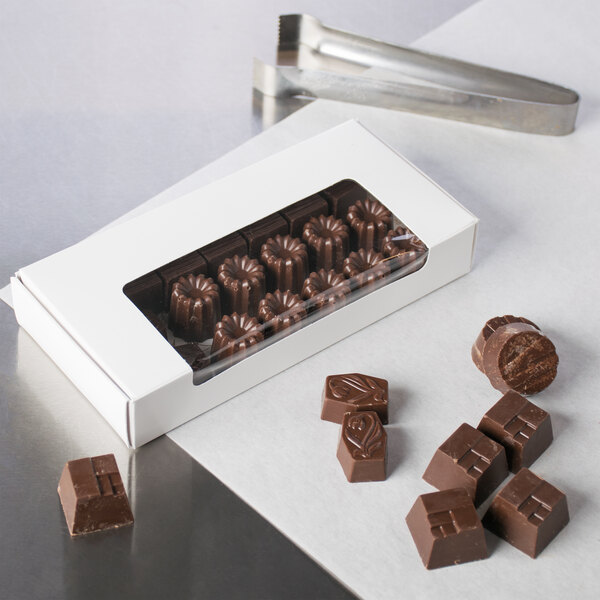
0 1 475 598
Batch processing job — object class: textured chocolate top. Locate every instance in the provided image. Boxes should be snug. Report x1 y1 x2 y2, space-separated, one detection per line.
341 411 386 460
302 214 350 273
279 193 329 238
258 290 306 334
157 251 208 306
301 269 351 309
171 273 220 303
260 234 309 294
199 232 248 279
240 213 289 258
342 249 390 287
210 312 264 359
346 198 392 251
217 254 266 316
382 226 427 267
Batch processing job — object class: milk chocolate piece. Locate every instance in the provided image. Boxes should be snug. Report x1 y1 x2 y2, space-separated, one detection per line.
57 454 134 536
175 343 209 371
279 194 329 238
260 234 309 294
321 373 389 424
302 215 350 272
478 318 559 395
483 468 569 558
382 226 427 273
123 272 163 312
199 233 248 280
217 255 266 317
346 198 392 251
321 179 369 219
210 312 264 361
240 214 288 258
342 249 390 288
169 274 221 341
478 391 553 473
141 309 168 339
406 488 488 570
422 423 508 507
337 411 386 482
301 269 351 311
472 315 538 373
156 251 208 307
257 290 307 336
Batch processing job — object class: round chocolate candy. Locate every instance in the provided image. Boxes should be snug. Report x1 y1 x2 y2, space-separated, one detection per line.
382 225 427 271
342 249 390 288
169 274 221 341
472 315 558 395
301 269 351 311
346 198 392 251
302 214 350 273
217 254 266 317
210 312 264 361
257 290 307 336
260 234 309 294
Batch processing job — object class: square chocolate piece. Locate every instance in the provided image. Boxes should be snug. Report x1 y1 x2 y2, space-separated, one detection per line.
57 454 134 536
406 488 488 569
483 468 569 557
279 193 329 238
123 272 163 312
199 232 248 280
422 423 508 507
337 411 386 482
478 391 553 473
156 251 208 307
240 213 289 258
321 179 370 219
321 373 388 424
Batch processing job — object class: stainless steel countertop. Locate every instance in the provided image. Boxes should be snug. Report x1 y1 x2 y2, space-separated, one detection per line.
0 2 475 597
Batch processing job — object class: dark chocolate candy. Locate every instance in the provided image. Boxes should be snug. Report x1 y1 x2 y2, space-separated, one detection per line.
260 234 309 294
406 488 488 570
217 255 266 317
156 251 208 307
321 373 388 424
175 343 209 371
240 213 289 258
302 214 350 272
422 423 508 507
478 391 553 473
210 312 264 361
483 468 569 558
342 249 390 288
472 315 538 373
257 290 307 336
199 233 248 280
123 272 163 312
169 274 221 341
478 318 559 395
321 179 369 219
301 269 351 311
346 198 392 251
381 226 427 274
57 454 134 536
141 309 168 339
279 194 329 238
337 411 386 483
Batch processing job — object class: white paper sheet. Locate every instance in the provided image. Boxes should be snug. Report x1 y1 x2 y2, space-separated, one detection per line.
165 1 600 598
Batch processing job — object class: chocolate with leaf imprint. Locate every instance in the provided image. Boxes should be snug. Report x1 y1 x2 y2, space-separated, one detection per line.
321 373 389 424
337 411 387 482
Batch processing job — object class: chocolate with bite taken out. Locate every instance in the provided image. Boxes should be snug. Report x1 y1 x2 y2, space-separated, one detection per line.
478 391 553 473
406 488 488 570
337 411 386 482
483 468 569 558
422 423 508 507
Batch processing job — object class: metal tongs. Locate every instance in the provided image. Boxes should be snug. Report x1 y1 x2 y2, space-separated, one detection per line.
253 14 579 135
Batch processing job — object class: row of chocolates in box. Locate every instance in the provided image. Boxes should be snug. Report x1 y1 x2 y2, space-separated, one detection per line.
124 180 427 369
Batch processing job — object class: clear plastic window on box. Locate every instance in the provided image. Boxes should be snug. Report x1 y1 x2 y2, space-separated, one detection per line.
123 180 428 384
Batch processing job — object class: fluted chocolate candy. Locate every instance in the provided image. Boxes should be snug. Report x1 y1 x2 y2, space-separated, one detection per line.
321 373 389 424
57 454 134 536
346 198 392 251
342 249 390 288
210 312 264 361
258 290 306 336
422 423 508 507
169 274 221 341
406 488 488 570
302 214 350 272
337 411 386 483
157 251 208 307
483 468 569 558
382 226 427 273
260 234 309 294
301 269 351 311
217 255 266 317
472 315 558 395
